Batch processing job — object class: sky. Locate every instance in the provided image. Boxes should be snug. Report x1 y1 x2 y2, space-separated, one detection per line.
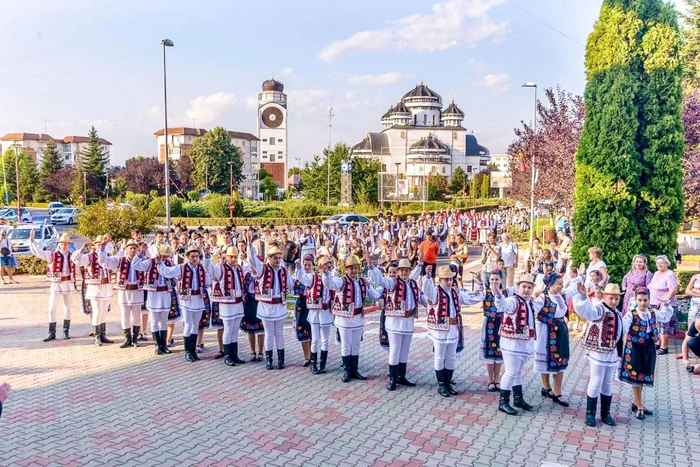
0 0 688 166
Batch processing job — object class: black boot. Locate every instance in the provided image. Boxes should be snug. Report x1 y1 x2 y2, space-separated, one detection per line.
585 396 598 427
351 355 367 380
184 336 195 362
120 329 132 349
342 356 352 382
319 350 328 374
43 322 57 342
445 369 458 395
100 323 114 344
310 352 320 375
223 344 235 366
387 365 398 391
153 332 163 355
131 326 140 347
436 370 450 397
498 389 518 415
277 349 285 369
93 325 102 347
265 350 274 370
160 331 171 353
191 334 201 360
512 385 533 411
397 362 416 387
600 394 616 426
231 342 246 364
62 320 71 339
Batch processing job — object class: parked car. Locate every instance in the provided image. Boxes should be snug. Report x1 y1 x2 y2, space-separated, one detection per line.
0 208 32 223
48 202 66 215
8 223 59 255
322 213 371 227
50 207 82 225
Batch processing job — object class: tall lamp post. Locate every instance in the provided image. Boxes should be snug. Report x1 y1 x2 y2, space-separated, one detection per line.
521 82 538 247
1 149 8 207
12 144 21 220
326 106 333 206
161 38 174 228
228 161 234 218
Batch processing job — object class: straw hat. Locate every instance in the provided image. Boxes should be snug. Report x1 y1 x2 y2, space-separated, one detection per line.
317 256 331 267
516 273 535 285
185 245 201 256
437 265 456 279
602 283 621 296
124 239 140 248
345 255 361 268
266 246 282 258
94 235 103 243
223 246 239 257
397 258 412 270
57 234 71 244
158 245 173 257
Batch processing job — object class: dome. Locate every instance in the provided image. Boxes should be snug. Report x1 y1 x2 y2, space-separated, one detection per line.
403 82 441 100
443 100 464 117
262 78 284 92
409 134 450 153
381 105 395 120
392 101 410 115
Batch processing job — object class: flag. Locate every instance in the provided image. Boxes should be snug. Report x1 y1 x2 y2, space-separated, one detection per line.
518 151 526 172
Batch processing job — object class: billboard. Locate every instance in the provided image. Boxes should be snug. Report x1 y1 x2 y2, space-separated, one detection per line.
490 171 512 189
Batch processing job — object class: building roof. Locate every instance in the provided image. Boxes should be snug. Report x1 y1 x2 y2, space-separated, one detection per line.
381 105 395 120
350 132 389 156
466 134 490 157
62 136 112 145
403 82 441 100
262 78 284 92
443 100 465 117
154 127 208 137
227 131 260 141
0 132 54 142
391 101 410 115
410 134 450 153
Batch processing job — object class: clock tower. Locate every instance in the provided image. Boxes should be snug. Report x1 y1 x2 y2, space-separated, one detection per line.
258 77 288 190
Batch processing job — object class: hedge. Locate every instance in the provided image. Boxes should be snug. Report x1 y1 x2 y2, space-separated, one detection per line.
13 256 48 275
167 216 330 227
678 270 700 293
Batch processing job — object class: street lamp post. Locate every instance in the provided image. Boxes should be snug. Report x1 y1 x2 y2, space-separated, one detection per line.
161 38 174 228
12 144 21 220
326 106 333 206
228 161 234 218
1 149 8 206
522 82 538 247
83 172 87 206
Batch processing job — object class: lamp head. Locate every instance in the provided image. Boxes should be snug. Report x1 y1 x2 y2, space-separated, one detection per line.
521 82 537 88
161 39 174 47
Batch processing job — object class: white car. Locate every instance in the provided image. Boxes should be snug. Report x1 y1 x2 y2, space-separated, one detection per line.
8 223 59 255
321 213 371 227
1 208 32 223
50 207 82 225
48 202 66 215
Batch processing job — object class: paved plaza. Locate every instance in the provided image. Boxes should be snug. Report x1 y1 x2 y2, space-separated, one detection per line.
0 278 697 467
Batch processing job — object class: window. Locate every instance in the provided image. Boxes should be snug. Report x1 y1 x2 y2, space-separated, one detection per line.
442 167 446 174
241 141 246 146
270 137 276 145
413 115 417 125
381 164 387 172
423 114 427 125
263 138 267 142
432 115 436 126
262 151 267 154
278 151 283 154
278 139 283 143
467 166 472 173
270 155 276 162
63 143 71 152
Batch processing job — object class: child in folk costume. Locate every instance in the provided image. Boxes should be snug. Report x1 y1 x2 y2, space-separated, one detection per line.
295 255 335 375
478 269 508 393
619 288 674 420
323 255 384 383
246 231 297 370
196 245 224 358
572 282 625 427
369 258 426 391
29 231 75 342
291 255 315 368
72 236 116 346
204 246 247 367
238 240 265 362
422 265 483 397
493 273 537 415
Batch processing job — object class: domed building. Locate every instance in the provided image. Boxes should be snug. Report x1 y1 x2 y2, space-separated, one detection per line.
257 76 288 190
351 82 490 195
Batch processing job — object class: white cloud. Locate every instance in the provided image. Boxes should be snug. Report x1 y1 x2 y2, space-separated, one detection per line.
346 72 407 86
317 0 507 62
185 92 237 124
467 58 487 73
477 73 509 92
279 68 294 76
143 105 163 120
246 96 258 110
334 90 384 113
287 89 332 115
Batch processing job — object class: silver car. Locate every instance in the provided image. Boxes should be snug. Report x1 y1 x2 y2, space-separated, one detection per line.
50 207 82 225
8 223 59 255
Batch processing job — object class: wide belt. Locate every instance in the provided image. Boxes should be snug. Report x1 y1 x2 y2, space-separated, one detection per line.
268 297 283 305
448 317 458 325
190 290 201 296
232 297 243 304
125 284 141 291
99 278 110 285
353 307 363 316
60 276 72 282
155 286 169 292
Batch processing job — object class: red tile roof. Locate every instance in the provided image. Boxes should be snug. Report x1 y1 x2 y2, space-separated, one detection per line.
227 131 260 141
0 132 54 141
153 127 208 137
62 136 112 145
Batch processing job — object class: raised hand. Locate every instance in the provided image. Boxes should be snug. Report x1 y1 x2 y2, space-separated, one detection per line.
576 281 586 296
425 265 433 276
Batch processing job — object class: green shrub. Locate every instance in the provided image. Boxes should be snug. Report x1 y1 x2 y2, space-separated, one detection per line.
125 192 150 211
204 193 243 218
241 200 284 218
78 201 156 240
14 255 47 275
149 196 184 217
187 191 199 202
168 216 328 227
183 202 208 218
281 200 323 218
678 270 700 292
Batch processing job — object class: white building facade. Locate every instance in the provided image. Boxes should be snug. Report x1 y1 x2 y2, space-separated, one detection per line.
0 132 112 167
257 78 288 190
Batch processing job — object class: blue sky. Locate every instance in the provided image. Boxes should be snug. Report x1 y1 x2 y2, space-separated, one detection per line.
0 0 687 166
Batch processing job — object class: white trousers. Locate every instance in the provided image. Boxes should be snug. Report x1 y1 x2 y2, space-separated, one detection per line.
90 299 110 327
433 342 457 370
500 353 529 390
311 324 331 352
120 304 141 330
587 364 616 398
183 310 204 337
149 311 168 333
388 332 412 365
262 318 285 351
48 293 72 322
338 327 362 357
222 317 242 345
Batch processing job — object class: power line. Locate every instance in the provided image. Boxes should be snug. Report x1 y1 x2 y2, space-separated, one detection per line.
504 0 585 48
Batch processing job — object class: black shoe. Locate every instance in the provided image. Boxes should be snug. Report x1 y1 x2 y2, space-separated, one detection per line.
541 387 553 398
266 350 274 370
99 323 114 344
600 394 616 426
62 320 71 339
387 365 398 391
512 385 533 411
487 382 498 392
250 352 257 362
277 349 285 369
214 351 225 360
351 356 367 380
191 335 201 360
445 369 458 396
153 332 163 355
43 322 57 342
231 342 246 364
93 325 102 347
397 362 416 387
131 326 140 347
657 348 669 355
636 410 645 420
139 333 147 341
436 370 450 397
498 389 518 415
551 394 570 407
631 404 654 416
160 331 171 354
342 356 352 383
223 344 235 366
120 329 132 349
310 352 320 375
303 359 311 367
319 350 328 374
585 396 597 427
184 336 195 362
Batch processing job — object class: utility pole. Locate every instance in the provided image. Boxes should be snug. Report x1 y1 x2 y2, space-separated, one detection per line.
12 144 21 221
326 106 333 206
228 161 234 218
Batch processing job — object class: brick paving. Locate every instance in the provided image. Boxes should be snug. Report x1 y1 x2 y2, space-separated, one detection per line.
0 278 697 467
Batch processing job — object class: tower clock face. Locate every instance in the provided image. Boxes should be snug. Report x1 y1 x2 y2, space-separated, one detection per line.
262 107 284 128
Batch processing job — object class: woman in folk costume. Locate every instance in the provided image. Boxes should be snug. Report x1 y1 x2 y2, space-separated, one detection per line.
29 231 75 342
238 238 265 362
246 230 297 370
291 255 315 368
619 288 674 420
295 255 335 374
98 240 150 349
369 258 425 391
477 269 508 393
72 236 116 346
422 265 483 397
492 273 537 416
572 281 625 427
323 255 384 383
204 245 247 367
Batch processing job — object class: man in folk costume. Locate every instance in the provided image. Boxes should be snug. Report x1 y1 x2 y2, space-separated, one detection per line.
29 231 75 342
572 282 625 427
204 246 247 367
422 265 483 397
324 255 384 383
99 240 149 348
72 236 116 346
246 230 296 370
369 258 426 391
294 255 335 375
158 245 211 362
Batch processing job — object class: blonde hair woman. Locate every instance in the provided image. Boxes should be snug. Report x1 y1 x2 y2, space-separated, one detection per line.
585 247 609 287
621 255 653 316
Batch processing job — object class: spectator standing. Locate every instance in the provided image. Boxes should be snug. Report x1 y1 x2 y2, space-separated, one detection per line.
419 231 439 278
499 233 518 287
